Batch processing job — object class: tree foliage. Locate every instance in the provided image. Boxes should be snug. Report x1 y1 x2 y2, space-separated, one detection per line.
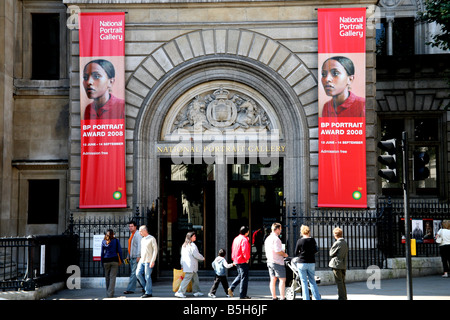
418 0 450 51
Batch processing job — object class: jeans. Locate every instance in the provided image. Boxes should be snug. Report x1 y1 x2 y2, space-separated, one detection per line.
126 258 139 292
230 263 249 298
296 263 321 300
136 262 153 295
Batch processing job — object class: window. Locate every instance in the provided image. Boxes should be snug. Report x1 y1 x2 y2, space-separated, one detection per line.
379 116 440 196
32 13 60 80
28 180 59 224
376 17 415 56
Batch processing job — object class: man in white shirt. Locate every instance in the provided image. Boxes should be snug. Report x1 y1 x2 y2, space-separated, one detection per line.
136 225 158 298
264 223 288 300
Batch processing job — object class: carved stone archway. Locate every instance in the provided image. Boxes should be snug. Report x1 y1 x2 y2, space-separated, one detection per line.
125 29 317 224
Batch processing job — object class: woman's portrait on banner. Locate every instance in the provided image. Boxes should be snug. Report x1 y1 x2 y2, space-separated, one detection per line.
81 57 125 120
319 54 365 117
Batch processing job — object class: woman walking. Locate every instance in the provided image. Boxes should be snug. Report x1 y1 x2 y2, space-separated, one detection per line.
175 231 205 298
101 229 123 298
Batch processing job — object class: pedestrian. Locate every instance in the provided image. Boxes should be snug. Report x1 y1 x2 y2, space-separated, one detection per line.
264 222 289 300
175 231 205 298
136 225 158 298
123 220 142 294
435 220 450 278
329 227 348 300
208 249 234 298
294 225 321 300
100 229 123 298
228 226 251 299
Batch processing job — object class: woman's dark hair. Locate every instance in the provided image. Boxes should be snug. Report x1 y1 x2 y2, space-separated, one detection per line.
104 229 115 244
84 59 116 79
324 56 355 76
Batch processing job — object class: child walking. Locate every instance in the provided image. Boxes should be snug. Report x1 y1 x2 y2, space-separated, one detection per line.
208 249 234 298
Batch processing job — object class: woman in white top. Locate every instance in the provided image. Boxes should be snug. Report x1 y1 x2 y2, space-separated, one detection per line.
435 220 450 278
175 231 205 297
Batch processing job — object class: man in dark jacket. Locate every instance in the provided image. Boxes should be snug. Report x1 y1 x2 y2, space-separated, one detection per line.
329 227 349 300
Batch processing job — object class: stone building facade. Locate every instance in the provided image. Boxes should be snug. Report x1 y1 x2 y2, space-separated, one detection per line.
1 0 449 271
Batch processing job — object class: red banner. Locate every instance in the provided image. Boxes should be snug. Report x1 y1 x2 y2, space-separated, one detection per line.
79 12 127 208
318 8 367 208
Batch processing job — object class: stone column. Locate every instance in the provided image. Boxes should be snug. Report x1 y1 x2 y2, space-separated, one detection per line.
0 0 14 235
386 14 395 56
215 158 228 257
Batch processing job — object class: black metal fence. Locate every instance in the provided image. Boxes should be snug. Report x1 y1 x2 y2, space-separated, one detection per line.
284 206 384 270
284 198 446 271
68 204 157 278
376 198 448 258
0 235 78 291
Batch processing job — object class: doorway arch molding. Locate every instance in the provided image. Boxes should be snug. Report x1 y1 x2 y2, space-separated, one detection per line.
126 29 318 213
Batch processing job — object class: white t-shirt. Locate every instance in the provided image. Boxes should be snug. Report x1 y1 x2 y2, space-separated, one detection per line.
264 232 284 265
437 228 450 245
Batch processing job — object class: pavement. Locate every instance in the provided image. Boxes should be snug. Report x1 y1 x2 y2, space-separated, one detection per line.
43 274 449 301
3 274 449 318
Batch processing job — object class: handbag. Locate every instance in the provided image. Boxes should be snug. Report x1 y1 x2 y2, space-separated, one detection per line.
116 239 122 266
172 268 192 292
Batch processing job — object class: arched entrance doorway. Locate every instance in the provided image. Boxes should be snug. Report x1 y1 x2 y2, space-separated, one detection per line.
129 30 312 272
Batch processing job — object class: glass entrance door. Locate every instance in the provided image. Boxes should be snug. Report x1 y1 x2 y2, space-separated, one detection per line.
228 161 283 269
160 159 215 270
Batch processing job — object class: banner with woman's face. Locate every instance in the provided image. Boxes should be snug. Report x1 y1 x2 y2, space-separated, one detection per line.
317 8 367 208
79 12 127 209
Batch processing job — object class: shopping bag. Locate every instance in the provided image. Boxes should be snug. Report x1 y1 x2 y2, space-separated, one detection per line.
172 268 192 292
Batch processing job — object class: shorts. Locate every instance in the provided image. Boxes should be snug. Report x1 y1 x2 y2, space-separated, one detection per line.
267 262 286 278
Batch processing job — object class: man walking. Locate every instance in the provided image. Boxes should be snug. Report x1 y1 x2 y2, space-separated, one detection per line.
123 221 142 294
264 223 288 300
228 226 251 299
329 227 348 300
136 225 158 298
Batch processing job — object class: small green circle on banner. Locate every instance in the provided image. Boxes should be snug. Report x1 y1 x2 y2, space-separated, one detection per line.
352 191 362 200
113 191 122 200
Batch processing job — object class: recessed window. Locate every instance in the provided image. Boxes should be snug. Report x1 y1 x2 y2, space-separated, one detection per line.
32 13 60 80
28 180 59 224
379 116 440 196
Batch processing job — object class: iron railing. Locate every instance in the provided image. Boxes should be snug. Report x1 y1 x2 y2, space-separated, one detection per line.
284 199 446 271
284 205 384 270
0 235 78 291
68 204 158 278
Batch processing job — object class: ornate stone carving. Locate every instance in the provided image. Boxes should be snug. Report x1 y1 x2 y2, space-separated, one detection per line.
171 87 271 133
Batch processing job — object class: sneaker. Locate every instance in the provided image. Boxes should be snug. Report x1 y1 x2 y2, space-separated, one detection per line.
175 292 186 298
227 288 234 297
442 274 449 278
194 292 204 297
208 293 216 298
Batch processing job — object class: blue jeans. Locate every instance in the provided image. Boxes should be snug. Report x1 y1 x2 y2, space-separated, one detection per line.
230 263 249 298
126 258 139 292
136 262 153 295
297 263 321 300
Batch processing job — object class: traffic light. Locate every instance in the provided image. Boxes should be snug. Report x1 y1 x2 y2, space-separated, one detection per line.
413 150 430 181
377 139 397 182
